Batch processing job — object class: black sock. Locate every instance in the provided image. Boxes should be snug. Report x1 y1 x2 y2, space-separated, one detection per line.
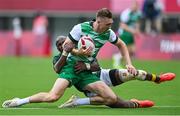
145 73 160 82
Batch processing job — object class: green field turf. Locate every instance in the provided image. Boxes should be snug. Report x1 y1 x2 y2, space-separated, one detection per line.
0 57 180 115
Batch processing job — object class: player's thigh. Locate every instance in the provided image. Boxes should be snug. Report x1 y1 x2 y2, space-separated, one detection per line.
76 72 100 91
85 81 116 98
50 78 69 96
127 44 135 52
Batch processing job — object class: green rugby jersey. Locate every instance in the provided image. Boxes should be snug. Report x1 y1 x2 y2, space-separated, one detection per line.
118 8 141 35
68 21 118 63
52 53 61 65
52 54 101 77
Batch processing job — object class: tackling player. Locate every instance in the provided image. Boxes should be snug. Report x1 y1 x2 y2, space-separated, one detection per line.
53 36 175 108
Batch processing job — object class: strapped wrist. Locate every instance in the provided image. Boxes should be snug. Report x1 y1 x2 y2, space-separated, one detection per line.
85 63 91 70
62 50 68 56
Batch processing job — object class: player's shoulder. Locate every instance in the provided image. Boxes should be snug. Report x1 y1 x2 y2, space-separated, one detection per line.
81 21 92 28
109 29 116 36
72 21 91 31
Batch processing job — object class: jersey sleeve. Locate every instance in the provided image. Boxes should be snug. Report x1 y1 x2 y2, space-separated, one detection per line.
120 9 130 23
109 30 118 44
52 55 61 65
68 24 81 43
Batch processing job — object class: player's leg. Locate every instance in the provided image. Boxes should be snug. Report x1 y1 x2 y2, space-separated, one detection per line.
84 81 117 105
127 44 135 58
105 69 175 86
112 53 122 69
59 94 154 108
108 97 154 108
29 78 69 103
59 80 117 108
2 78 69 108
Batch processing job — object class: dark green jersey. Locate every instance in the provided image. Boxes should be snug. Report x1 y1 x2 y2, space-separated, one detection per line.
52 54 61 65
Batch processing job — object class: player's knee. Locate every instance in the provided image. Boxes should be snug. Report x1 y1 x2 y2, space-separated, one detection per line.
48 93 60 102
105 95 117 105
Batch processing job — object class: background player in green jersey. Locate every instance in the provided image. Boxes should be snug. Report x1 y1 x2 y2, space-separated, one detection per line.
113 0 142 68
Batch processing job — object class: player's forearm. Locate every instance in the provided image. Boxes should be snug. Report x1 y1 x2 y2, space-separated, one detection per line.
53 51 68 73
117 40 132 65
121 46 132 65
120 23 136 35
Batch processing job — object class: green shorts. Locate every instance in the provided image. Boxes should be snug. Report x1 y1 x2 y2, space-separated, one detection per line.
58 59 100 91
120 31 134 45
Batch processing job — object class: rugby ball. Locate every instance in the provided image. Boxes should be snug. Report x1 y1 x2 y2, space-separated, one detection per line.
78 35 95 56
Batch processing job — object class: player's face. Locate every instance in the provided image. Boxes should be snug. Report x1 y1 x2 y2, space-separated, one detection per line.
97 17 113 33
56 38 65 52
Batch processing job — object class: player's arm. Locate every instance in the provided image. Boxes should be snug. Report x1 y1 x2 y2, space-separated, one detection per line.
115 38 137 75
53 37 74 73
74 59 101 74
53 55 67 73
120 22 139 35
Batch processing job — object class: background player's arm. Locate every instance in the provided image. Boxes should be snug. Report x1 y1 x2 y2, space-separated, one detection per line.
120 22 140 35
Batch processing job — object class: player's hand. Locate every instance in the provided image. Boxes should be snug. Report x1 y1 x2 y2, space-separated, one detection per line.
74 61 87 74
63 43 74 53
126 64 137 76
78 45 93 57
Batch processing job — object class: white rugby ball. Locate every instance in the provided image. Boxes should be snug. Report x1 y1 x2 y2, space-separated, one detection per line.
78 35 95 56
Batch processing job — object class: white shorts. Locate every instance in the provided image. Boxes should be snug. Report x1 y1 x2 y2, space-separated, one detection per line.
100 69 113 87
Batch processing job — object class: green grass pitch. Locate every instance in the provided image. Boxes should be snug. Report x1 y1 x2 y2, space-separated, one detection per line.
0 57 180 115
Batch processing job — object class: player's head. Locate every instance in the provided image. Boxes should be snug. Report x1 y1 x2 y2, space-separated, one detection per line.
131 0 139 12
95 8 113 33
56 36 66 52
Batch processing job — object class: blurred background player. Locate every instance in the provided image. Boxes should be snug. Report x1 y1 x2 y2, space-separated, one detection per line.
113 0 141 68
12 17 22 57
141 0 164 34
32 11 48 36
33 11 51 56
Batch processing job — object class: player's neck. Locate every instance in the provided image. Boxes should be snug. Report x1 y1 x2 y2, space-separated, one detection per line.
93 22 103 33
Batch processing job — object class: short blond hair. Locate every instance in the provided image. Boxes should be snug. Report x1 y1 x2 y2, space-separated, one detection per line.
96 8 112 19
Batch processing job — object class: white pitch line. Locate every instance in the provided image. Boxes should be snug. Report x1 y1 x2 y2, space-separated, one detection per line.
154 106 180 108
0 108 48 110
0 106 180 110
